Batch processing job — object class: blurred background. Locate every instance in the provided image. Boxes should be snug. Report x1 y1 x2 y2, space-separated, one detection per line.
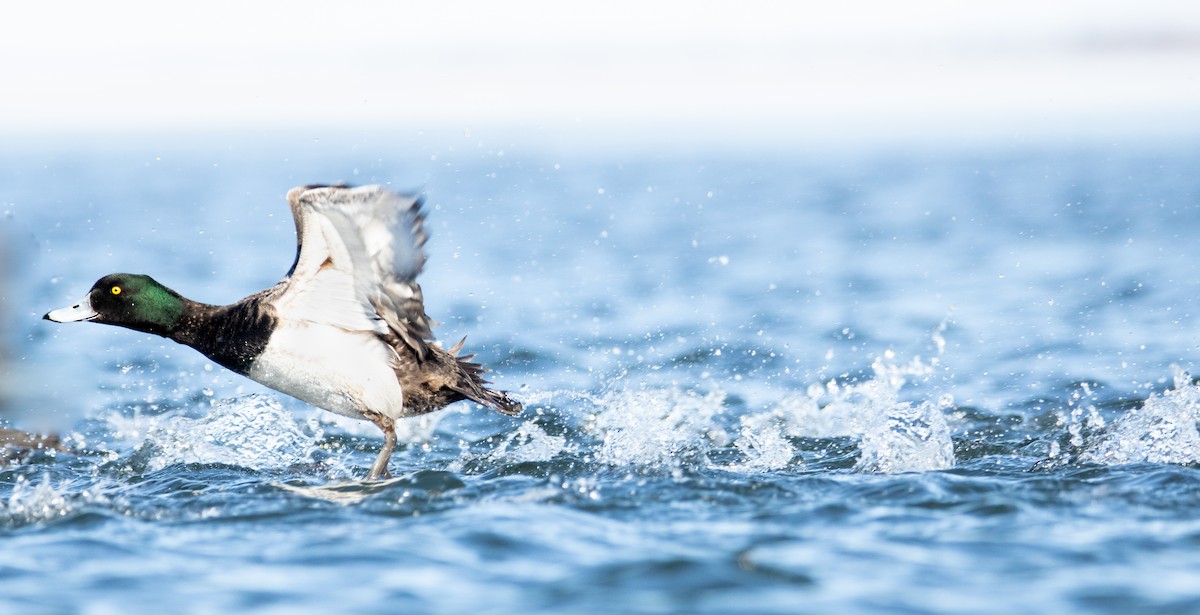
1 0 1198 426
2 0 1197 148
0 225 8 416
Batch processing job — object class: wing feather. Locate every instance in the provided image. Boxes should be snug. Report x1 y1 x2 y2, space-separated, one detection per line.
271 185 434 358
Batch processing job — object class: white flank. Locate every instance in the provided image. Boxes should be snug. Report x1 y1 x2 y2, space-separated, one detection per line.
247 322 405 421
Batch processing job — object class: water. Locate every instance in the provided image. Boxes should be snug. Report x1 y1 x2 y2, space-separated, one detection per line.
3 137 1200 614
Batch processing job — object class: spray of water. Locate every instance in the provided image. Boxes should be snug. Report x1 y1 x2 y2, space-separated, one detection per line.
1 473 112 525
757 351 955 473
490 421 569 463
126 395 322 473
563 340 955 475
587 388 729 468
1073 367 1200 466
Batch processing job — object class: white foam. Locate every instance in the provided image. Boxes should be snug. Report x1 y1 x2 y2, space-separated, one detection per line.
490 421 568 463
306 406 445 444
587 388 729 468
854 398 956 474
732 415 795 472
1076 367 1200 466
1 473 111 525
133 395 321 472
546 347 956 474
752 352 956 473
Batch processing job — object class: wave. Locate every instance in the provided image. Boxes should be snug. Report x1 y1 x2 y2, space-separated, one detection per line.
1047 366 1200 467
507 346 957 475
20 334 1200 488
112 394 325 474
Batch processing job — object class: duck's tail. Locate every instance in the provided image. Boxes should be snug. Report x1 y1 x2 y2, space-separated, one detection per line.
448 338 523 416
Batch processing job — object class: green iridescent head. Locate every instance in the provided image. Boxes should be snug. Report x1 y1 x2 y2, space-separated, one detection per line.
45 273 184 336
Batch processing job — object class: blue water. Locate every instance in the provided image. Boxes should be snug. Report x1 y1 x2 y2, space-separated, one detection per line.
3 137 1200 614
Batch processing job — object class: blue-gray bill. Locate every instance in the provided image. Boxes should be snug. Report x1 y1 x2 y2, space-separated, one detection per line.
44 296 99 323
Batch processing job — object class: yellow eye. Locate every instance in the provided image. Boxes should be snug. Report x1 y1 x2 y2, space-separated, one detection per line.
111 286 122 295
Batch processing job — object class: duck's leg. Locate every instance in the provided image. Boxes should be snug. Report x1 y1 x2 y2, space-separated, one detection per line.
365 412 396 481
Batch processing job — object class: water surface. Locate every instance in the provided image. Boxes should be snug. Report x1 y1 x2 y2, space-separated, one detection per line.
2 139 1200 614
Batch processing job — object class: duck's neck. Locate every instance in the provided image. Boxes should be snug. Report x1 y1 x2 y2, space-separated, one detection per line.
170 296 277 375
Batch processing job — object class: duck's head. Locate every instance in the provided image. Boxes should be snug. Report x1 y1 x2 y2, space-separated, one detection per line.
44 273 184 335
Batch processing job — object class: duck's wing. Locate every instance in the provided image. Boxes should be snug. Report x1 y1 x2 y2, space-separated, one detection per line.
270 184 434 359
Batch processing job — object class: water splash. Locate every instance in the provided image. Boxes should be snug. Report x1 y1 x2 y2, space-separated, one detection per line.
586 388 729 468
854 397 956 474
744 351 955 474
490 420 568 463
1 474 111 525
394 412 446 444
570 345 955 474
731 415 794 472
1073 367 1200 466
130 395 321 472
1043 381 1108 463
307 407 445 444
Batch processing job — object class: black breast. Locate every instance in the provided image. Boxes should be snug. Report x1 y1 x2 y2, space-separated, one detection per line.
173 297 276 375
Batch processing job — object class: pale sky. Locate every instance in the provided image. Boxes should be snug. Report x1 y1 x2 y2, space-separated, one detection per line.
2 0 1199 145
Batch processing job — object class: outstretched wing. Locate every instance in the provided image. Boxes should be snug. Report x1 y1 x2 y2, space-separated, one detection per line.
271 184 434 358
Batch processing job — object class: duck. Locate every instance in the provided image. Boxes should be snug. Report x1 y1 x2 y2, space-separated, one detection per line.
0 428 69 465
44 184 522 480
